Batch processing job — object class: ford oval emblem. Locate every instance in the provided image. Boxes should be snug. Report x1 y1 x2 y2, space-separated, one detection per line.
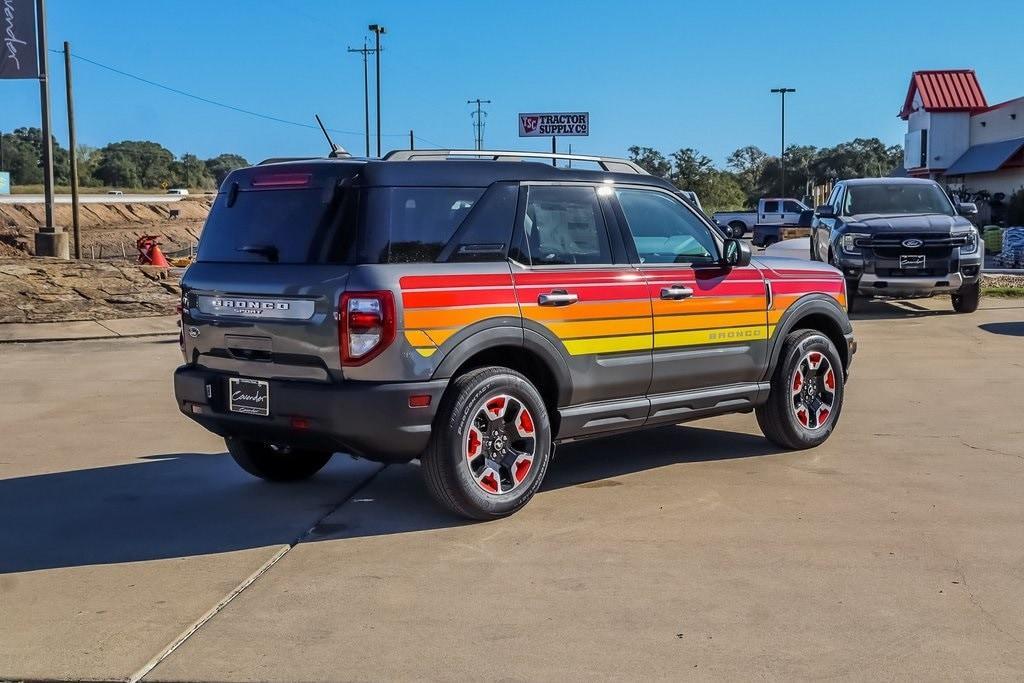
188 326 200 338
902 238 923 248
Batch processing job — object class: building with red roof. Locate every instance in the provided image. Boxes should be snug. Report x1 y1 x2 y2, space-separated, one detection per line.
901 69 1024 197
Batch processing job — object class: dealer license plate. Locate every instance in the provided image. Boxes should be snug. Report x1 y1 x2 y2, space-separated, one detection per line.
899 255 925 269
228 377 270 416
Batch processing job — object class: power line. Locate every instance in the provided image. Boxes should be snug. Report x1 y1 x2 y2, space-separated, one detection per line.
51 49 439 145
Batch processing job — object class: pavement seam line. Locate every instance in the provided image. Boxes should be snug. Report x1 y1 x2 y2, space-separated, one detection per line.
128 463 387 683
93 320 122 337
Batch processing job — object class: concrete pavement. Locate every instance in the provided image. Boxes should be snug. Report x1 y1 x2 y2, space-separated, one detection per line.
1 297 1022 680
0 315 178 343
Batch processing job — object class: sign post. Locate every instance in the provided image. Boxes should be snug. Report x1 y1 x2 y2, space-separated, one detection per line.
518 112 589 167
1 0 66 257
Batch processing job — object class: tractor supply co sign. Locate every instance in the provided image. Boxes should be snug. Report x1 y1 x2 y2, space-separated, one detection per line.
518 112 589 137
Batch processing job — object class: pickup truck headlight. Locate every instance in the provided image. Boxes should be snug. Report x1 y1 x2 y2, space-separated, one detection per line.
840 233 870 254
956 228 979 255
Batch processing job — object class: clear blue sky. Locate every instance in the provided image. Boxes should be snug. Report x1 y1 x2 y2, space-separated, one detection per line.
4 0 1024 166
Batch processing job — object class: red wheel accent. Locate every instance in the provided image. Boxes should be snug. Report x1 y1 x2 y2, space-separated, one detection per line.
796 406 809 426
792 371 803 392
466 427 482 460
479 472 499 493
514 458 532 483
517 408 534 436
486 396 507 417
824 368 836 391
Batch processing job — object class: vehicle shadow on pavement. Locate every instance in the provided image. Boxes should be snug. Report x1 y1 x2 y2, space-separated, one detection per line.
0 452 381 574
850 299 957 320
1 427 784 570
978 321 1024 336
304 425 788 542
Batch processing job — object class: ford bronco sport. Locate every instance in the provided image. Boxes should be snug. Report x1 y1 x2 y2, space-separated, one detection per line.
810 178 982 313
175 149 856 519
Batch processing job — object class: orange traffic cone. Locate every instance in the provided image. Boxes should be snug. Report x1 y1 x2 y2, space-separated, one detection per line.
148 243 170 268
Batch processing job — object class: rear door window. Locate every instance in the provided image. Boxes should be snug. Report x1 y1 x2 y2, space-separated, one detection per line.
520 185 612 266
362 187 485 263
762 200 780 213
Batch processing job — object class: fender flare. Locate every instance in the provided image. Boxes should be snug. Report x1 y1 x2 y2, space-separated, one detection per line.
430 324 573 407
763 294 852 381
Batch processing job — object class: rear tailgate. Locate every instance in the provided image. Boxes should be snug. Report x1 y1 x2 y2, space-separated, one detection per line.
181 162 362 382
182 263 349 382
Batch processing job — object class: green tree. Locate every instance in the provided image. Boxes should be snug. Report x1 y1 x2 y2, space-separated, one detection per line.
204 153 249 187
626 146 671 178
726 145 768 207
94 141 178 189
0 127 70 186
176 153 215 190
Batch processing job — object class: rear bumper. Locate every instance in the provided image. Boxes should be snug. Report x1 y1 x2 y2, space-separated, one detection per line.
174 366 447 462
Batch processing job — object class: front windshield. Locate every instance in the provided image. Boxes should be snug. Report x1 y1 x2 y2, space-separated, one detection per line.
842 183 954 217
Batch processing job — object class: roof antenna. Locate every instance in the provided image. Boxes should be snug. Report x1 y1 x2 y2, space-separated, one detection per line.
315 114 350 158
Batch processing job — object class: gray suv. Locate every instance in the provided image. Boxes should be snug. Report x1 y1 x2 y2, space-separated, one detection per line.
175 150 855 519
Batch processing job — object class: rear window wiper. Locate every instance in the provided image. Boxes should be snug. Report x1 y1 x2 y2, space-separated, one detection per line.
237 244 279 262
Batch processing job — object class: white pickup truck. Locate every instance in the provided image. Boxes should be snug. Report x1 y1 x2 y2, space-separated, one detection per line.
714 198 810 240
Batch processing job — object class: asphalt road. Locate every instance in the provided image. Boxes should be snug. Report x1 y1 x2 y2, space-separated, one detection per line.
1 298 1023 681
0 193 186 204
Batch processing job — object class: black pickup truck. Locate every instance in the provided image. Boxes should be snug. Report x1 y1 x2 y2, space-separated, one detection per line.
810 178 982 313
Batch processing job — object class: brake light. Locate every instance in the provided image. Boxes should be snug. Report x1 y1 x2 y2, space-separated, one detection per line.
339 291 395 366
250 172 312 188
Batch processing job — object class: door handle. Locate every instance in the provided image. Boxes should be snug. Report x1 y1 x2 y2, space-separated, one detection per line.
538 289 579 306
660 285 694 300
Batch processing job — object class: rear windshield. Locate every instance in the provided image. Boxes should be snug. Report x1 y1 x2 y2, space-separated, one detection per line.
843 183 954 217
196 167 359 264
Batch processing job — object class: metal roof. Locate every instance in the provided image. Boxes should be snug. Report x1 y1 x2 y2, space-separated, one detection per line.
899 70 988 119
945 137 1024 175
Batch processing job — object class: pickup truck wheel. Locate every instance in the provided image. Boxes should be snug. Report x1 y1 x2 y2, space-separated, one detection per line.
951 280 981 313
756 330 844 450
728 222 746 238
225 438 333 481
421 367 552 520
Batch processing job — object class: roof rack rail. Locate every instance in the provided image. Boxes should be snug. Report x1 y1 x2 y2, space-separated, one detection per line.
383 149 649 175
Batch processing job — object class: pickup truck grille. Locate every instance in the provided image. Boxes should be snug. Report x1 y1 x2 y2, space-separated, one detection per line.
858 233 961 279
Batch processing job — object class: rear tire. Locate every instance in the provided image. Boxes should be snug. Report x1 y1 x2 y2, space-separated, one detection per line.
756 330 845 450
421 366 552 520
729 222 746 239
226 438 333 481
952 280 981 313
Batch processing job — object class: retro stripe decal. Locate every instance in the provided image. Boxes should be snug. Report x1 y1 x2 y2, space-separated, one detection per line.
399 269 846 359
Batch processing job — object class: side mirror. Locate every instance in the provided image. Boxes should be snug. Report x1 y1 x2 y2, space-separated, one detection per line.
798 209 815 227
958 202 978 216
816 205 835 219
722 238 751 268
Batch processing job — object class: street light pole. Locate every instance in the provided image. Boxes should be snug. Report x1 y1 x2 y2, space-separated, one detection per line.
368 24 386 158
770 87 796 197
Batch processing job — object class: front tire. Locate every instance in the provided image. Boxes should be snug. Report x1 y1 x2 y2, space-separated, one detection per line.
421 367 552 520
728 222 746 239
756 330 845 450
952 280 981 313
226 438 333 481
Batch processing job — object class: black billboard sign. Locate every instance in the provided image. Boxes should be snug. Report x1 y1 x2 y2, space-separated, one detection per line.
1 0 38 79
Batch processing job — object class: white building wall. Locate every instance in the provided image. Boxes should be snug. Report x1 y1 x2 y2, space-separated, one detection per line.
927 112 970 171
958 168 1024 198
969 96 1024 144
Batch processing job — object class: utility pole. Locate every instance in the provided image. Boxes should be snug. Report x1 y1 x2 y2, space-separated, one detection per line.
347 40 376 157
34 0 67 257
368 24 386 157
409 129 414 150
466 98 491 150
770 87 796 197
63 42 81 258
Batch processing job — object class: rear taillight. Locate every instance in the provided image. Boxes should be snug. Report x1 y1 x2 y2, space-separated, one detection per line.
339 291 395 366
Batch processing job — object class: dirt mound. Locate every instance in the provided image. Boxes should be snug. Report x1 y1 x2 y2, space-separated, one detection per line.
0 258 180 323
0 198 212 259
